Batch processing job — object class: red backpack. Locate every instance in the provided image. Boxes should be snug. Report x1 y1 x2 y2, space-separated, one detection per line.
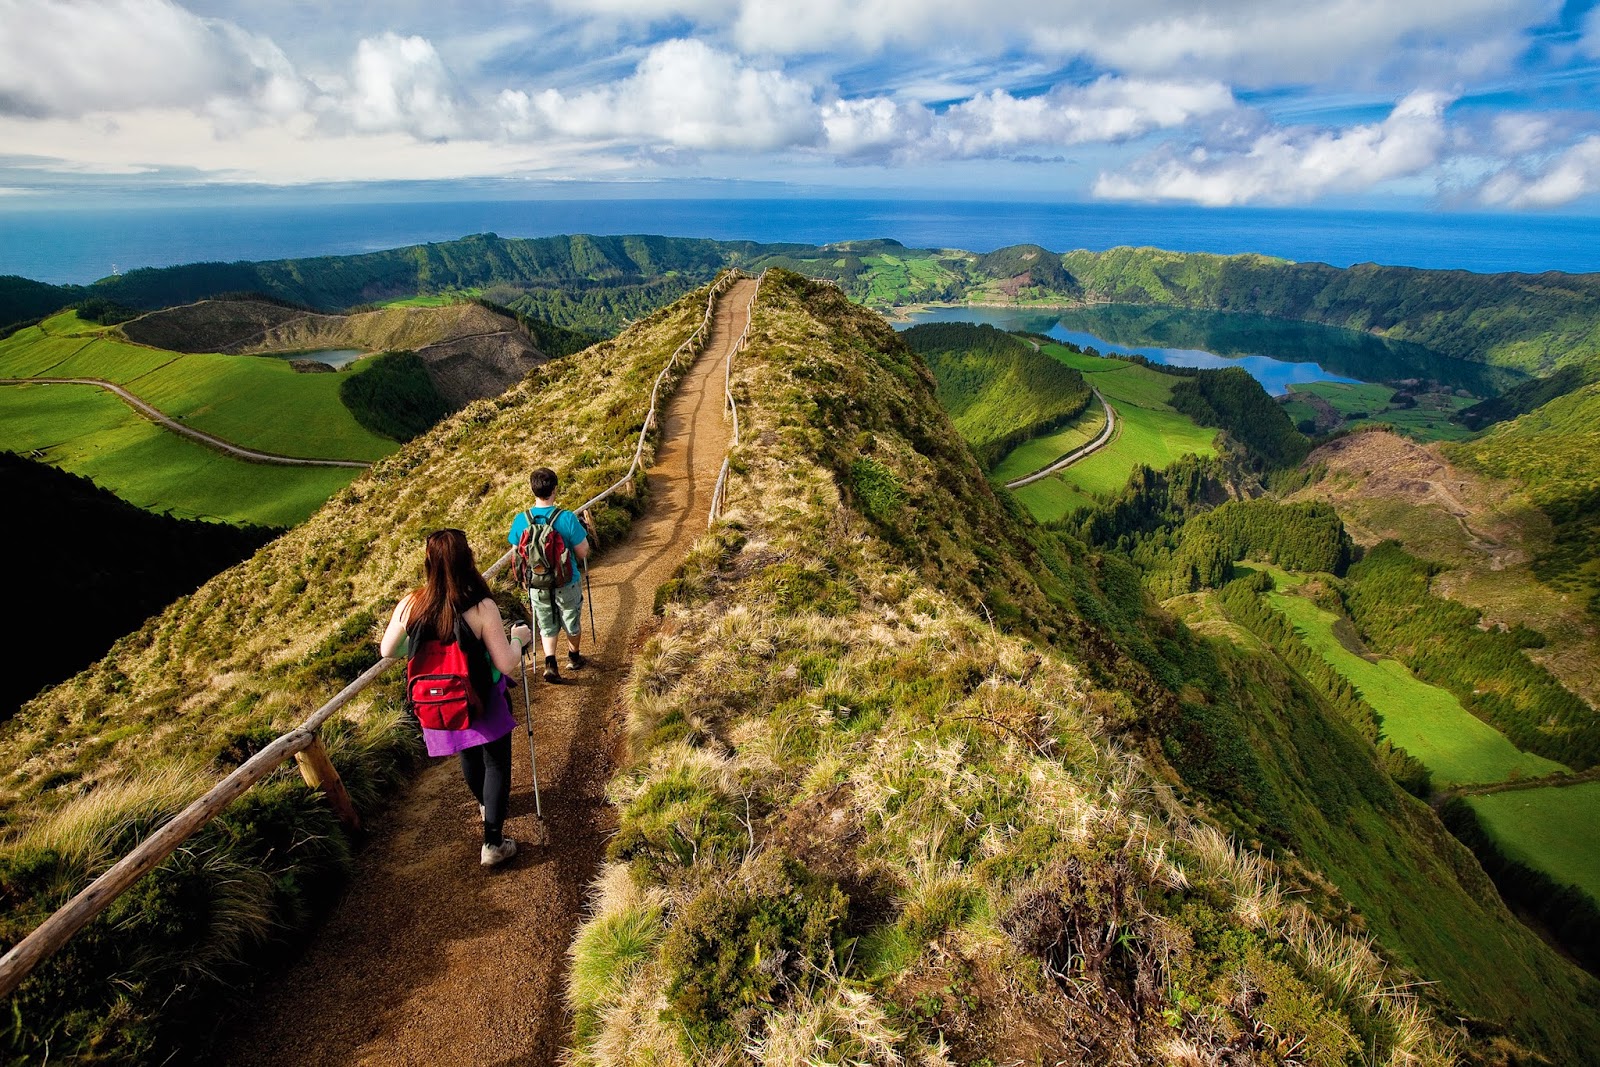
512 508 574 592
405 617 483 731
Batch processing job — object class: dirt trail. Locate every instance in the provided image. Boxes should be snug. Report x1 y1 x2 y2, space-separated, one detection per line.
219 278 758 1067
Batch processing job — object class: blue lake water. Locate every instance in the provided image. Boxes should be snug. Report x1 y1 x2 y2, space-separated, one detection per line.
893 304 1496 396
3 198 1597 285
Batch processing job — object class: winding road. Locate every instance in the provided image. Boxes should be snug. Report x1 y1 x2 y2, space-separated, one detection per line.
0 377 372 468
1002 387 1117 490
217 278 759 1067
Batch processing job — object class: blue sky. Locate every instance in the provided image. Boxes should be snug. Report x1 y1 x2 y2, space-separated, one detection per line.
1 0 1598 210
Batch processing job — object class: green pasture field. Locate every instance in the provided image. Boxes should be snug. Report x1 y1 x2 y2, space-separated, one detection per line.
1286 381 1479 442
128 353 394 461
380 288 482 308
0 384 359 526
990 404 1107 483
860 254 959 306
3 312 394 462
1267 587 1567 787
1008 346 1218 522
1468 782 1600 901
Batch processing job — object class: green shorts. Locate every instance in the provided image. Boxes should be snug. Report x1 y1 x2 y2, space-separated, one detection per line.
530 582 583 637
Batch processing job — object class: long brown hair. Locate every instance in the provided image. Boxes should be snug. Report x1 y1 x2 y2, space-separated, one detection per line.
409 529 493 642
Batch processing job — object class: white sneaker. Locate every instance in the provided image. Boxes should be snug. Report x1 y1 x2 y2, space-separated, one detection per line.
479 804 486 820
480 838 518 867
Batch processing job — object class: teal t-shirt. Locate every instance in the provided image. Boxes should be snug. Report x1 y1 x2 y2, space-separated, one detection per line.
507 506 587 588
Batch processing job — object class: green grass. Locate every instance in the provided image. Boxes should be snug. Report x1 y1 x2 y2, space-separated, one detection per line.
859 254 960 306
989 404 1106 482
1285 381 1479 442
126 354 394 461
1267 587 1567 787
1468 782 1600 901
379 288 483 308
1006 346 1220 521
0 384 360 526
1 312 395 462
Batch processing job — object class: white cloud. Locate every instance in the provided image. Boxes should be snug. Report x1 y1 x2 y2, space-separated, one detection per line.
510 39 821 151
552 0 1555 88
0 0 293 118
340 33 467 140
1094 91 1453 205
1479 135 1600 207
1582 6 1600 59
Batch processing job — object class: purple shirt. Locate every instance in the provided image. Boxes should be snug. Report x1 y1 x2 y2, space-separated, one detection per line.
421 676 516 757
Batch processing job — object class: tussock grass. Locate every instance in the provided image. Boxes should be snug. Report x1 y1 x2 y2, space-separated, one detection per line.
570 272 1459 1066
0 279 731 1064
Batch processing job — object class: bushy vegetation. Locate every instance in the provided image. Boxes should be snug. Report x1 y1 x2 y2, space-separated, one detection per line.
1340 542 1599 769
337 351 452 441
1133 499 1353 597
0 279 724 1064
568 271 1600 1066
1167 365 1311 468
1 451 278 718
1450 381 1600 619
902 322 1091 468
471 296 600 356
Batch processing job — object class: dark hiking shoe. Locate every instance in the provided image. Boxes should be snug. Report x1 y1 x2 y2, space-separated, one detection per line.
543 656 561 683
567 651 587 670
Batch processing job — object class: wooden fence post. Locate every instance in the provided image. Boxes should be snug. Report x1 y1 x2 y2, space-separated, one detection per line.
295 736 362 832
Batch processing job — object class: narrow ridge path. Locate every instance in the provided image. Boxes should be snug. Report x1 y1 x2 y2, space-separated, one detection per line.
220 278 758 1067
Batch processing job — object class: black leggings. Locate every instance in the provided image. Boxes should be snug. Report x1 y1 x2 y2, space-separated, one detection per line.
458 732 513 845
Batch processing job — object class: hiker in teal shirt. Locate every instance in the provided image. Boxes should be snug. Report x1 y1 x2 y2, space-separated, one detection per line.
508 466 591 683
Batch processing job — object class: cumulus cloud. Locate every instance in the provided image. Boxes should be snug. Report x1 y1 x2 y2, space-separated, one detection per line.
504 39 821 151
1582 6 1600 59
1093 91 1453 205
554 0 1553 88
822 77 1233 162
1478 135 1600 207
0 0 296 118
340 33 467 140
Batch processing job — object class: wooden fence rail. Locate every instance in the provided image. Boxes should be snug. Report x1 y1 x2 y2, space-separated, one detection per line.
0 270 747 1002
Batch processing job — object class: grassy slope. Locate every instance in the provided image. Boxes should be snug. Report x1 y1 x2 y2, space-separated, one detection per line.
0 311 393 461
1012 345 1217 520
0 288 712 1063
1267 587 1568 787
1449 382 1600 614
0 385 359 526
1468 782 1600 901
1283 381 1479 442
988 404 1106 482
570 273 1600 1065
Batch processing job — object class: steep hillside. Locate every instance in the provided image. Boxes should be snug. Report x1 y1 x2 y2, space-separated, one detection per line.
123 298 544 407
571 273 1599 1064
6 273 1599 1065
902 321 1091 468
0 451 277 718
0 287 715 1063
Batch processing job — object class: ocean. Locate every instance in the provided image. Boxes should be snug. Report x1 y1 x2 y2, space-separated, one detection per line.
2 198 1598 286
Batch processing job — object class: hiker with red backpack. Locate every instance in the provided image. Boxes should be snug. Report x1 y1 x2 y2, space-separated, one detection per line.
380 528 531 867
508 466 592 684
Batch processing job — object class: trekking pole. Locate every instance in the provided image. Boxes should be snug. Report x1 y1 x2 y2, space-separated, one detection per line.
520 594 543 820
583 560 597 644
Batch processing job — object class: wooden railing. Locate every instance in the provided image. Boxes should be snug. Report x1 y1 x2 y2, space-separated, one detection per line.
0 270 747 1002
708 271 764 525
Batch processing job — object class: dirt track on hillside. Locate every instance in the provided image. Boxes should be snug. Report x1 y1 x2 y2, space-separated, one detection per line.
218 278 757 1067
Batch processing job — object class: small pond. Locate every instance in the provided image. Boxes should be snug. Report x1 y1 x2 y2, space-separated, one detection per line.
274 349 367 369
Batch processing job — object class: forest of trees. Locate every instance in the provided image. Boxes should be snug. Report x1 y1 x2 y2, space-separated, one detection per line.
1134 498 1354 597
338 352 452 442
1341 543 1599 769
1167 366 1311 469
904 322 1092 468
